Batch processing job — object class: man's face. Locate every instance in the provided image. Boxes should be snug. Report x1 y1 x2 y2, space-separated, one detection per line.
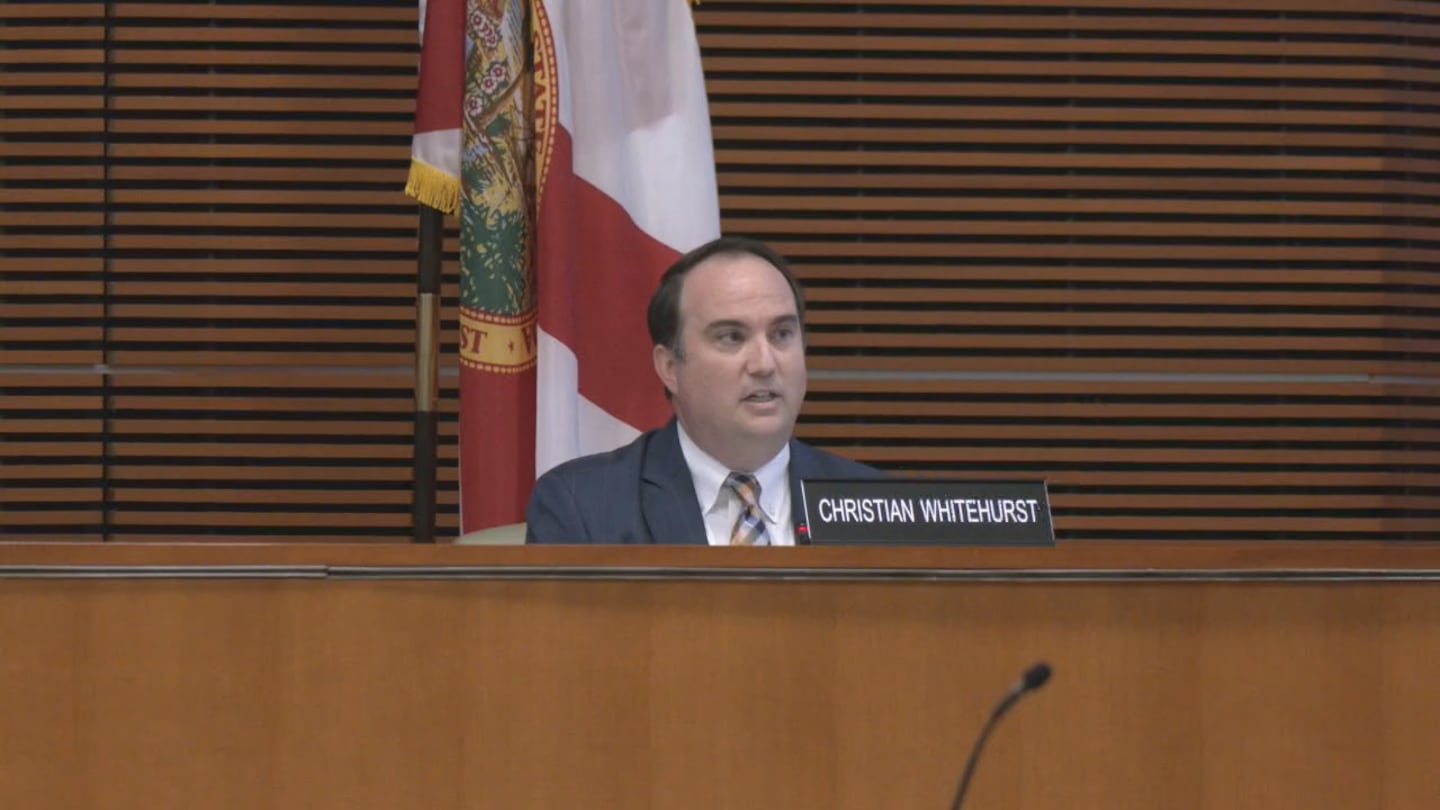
653 252 807 472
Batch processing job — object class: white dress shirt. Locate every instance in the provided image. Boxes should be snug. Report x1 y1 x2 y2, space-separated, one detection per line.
676 422 794 546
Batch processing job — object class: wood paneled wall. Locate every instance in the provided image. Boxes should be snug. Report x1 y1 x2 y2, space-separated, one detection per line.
4 0 1440 541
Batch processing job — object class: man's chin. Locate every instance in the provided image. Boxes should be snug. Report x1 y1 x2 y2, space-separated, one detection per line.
738 414 795 443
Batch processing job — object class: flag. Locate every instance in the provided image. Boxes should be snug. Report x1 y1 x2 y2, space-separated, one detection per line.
531 0 721 479
407 0 720 533
405 0 464 213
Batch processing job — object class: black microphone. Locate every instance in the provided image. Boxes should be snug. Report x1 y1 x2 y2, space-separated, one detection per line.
949 662 1052 810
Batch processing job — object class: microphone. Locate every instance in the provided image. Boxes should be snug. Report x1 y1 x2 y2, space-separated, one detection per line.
949 662 1052 810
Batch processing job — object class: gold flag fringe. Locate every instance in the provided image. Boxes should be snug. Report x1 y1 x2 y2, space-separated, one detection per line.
405 159 460 215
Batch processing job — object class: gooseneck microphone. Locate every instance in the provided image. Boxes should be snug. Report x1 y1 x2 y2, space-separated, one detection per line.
949 662 1052 810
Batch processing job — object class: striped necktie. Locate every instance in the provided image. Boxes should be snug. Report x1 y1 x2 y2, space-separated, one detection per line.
724 472 770 546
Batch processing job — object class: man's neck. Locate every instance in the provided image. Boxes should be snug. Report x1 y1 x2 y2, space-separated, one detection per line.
674 419 787 474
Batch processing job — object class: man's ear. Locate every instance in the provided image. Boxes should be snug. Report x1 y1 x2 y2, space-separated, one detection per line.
653 343 679 396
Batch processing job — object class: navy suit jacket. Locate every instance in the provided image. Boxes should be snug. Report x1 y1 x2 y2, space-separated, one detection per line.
526 420 882 544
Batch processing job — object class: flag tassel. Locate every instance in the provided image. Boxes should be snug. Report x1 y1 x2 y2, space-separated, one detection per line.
405 159 460 216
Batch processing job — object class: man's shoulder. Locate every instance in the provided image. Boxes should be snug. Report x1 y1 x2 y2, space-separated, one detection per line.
537 427 657 484
791 438 886 479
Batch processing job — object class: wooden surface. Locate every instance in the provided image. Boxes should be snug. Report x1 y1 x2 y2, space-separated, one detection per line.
3 540 1440 572
1 543 1438 809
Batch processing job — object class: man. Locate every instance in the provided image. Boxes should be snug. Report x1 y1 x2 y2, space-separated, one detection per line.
526 235 881 544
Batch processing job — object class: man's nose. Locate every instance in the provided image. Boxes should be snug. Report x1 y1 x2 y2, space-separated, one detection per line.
745 338 777 375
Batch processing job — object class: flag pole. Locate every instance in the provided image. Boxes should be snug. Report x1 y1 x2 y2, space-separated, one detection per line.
412 204 444 543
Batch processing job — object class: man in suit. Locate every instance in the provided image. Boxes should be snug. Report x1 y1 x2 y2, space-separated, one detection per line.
526 236 881 544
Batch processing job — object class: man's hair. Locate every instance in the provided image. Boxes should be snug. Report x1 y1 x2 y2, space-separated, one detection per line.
646 235 806 362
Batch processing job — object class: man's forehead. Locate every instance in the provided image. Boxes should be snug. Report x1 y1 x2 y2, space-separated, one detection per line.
681 253 793 308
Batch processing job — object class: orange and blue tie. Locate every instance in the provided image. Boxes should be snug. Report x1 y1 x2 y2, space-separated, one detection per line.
725 472 770 546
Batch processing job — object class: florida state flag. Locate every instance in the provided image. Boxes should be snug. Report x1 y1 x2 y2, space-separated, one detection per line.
407 0 719 533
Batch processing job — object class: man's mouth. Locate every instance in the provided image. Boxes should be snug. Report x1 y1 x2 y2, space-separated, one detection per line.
743 391 779 403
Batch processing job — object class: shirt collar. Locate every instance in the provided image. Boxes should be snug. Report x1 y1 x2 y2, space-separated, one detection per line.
676 421 790 523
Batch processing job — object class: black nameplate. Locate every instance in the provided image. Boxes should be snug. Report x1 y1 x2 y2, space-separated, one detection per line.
798 479 1054 546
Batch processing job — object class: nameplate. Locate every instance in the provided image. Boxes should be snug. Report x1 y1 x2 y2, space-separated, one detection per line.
797 479 1054 546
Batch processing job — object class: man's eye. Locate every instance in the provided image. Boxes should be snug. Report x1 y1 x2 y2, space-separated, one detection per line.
717 331 743 345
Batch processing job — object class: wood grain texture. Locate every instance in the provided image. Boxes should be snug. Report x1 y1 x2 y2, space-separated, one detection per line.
0 543 1437 809
6 0 1440 542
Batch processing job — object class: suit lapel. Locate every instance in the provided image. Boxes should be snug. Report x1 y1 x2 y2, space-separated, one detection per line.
640 420 708 544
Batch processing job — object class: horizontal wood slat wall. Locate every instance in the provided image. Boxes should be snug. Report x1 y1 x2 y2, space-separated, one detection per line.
701 0 1440 542
2 1 107 541
4 0 1439 541
2 0 448 542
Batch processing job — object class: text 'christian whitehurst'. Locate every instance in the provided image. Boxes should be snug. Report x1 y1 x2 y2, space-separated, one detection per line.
816 497 1043 525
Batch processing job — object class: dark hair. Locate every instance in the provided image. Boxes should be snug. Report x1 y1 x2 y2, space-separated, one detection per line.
646 235 806 361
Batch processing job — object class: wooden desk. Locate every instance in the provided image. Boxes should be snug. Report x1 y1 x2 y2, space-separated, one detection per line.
2 543 1437 809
